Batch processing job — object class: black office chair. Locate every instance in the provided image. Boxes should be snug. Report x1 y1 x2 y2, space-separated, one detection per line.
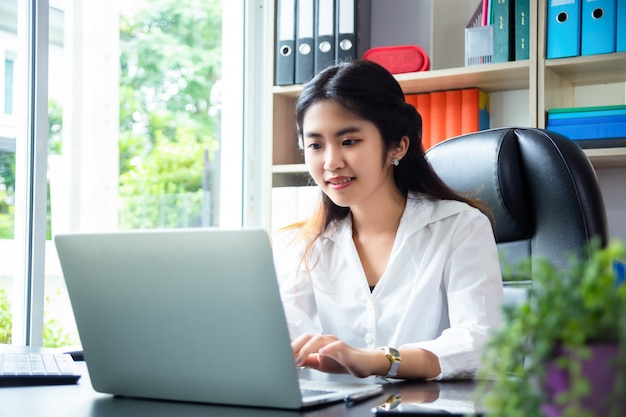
425 127 609 307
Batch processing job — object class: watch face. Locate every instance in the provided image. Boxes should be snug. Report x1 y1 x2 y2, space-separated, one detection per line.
379 347 402 378
384 346 402 362
386 347 401 361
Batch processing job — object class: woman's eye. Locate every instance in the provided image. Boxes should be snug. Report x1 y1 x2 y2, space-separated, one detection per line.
306 143 321 151
342 138 358 146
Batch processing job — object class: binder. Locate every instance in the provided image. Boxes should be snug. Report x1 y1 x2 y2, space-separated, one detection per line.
314 0 336 74
415 93 432 151
547 114 626 126
461 88 490 134
547 104 626 120
581 0 617 55
335 0 371 63
618 0 626 51
547 119 626 140
445 90 462 139
573 137 626 148
492 0 515 62
546 0 582 59
295 0 316 84
429 91 447 148
275 0 297 85
515 0 530 60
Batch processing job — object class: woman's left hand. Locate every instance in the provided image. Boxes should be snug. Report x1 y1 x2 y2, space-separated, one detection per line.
292 333 386 378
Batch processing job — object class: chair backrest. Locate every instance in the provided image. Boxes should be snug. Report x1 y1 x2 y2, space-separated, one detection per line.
425 127 609 307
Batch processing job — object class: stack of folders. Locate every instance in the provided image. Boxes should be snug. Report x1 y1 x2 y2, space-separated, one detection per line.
468 0 530 63
405 88 490 152
546 0 626 59
546 105 626 148
274 0 371 86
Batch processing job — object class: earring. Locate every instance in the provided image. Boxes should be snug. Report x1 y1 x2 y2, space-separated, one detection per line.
392 157 399 167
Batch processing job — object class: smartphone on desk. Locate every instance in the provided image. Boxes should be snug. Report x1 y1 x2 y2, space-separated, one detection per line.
371 392 485 416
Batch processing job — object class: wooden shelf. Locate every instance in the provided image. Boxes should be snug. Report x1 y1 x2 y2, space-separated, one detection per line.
394 61 531 94
272 60 532 98
272 163 307 174
544 52 626 86
271 165 309 187
271 151 626 172
585 148 626 169
272 84 302 98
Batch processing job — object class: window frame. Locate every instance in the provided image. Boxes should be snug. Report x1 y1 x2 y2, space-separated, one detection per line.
12 0 49 346
3 55 15 116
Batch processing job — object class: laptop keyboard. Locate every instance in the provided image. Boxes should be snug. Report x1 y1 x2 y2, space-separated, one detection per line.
0 353 82 386
301 388 337 398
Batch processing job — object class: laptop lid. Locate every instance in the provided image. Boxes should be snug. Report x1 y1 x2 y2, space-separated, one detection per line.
55 228 381 409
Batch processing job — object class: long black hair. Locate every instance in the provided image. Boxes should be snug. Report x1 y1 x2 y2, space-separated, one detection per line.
293 59 491 235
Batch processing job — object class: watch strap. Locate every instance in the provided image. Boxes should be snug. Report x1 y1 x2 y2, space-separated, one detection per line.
379 346 401 378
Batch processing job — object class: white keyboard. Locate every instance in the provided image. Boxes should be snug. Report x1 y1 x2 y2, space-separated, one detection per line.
0 352 81 386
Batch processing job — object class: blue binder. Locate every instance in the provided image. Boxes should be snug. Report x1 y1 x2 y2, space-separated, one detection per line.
546 0 582 59
275 0 296 85
547 119 626 140
581 0 617 55
295 0 316 84
617 0 626 52
547 115 626 126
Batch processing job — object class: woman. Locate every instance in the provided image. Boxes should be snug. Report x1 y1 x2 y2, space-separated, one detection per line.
272 59 503 381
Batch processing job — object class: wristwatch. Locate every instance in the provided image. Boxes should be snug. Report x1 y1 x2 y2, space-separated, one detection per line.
379 346 402 378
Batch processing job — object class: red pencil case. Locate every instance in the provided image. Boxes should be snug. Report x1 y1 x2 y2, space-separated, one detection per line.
363 45 430 74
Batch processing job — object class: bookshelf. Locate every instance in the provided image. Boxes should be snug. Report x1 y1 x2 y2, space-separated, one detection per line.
264 0 626 226
537 2 626 170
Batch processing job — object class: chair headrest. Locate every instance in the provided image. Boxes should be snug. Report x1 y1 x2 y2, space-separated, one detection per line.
426 129 534 243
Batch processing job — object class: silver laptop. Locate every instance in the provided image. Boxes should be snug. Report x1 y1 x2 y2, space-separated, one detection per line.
54 228 383 409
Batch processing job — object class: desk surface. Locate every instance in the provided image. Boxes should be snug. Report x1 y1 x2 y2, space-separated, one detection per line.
2 347 484 417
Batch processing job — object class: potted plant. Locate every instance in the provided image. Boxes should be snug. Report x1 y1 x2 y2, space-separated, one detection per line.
479 239 626 417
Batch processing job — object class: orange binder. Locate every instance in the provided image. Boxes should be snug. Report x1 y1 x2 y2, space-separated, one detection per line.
445 89 462 139
429 91 447 148
415 93 431 151
461 88 490 134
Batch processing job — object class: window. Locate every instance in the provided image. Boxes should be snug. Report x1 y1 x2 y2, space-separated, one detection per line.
1 0 262 347
3 57 14 115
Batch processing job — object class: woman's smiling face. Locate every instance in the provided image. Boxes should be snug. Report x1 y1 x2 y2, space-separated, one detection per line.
301 100 397 209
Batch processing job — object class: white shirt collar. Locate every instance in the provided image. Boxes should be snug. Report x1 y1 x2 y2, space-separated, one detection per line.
320 192 473 244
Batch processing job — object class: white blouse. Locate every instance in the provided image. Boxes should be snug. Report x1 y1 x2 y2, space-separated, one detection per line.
271 193 503 380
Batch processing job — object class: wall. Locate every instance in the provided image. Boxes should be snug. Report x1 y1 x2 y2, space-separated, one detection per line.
369 0 479 70
596 168 626 242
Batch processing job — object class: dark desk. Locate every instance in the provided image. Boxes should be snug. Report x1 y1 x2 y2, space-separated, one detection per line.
2 345 484 417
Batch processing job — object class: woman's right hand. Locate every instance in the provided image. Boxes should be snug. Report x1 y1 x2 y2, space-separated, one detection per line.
292 333 390 378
